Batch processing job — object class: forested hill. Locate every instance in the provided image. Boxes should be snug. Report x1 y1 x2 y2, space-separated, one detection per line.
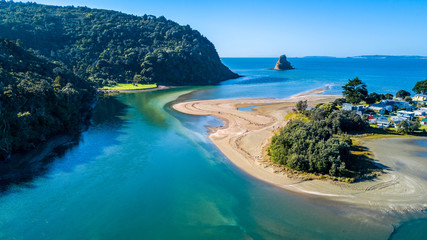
0 38 94 160
0 2 239 86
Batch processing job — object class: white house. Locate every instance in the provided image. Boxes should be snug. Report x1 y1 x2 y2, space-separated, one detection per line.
380 100 414 110
414 109 427 116
369 105 387 114
377 120 391 128
376 116 391 128
343 103 365 111
412 94 427 102
342 103 353 111
369 103 392 113
396 110 415 120
390 116 406 126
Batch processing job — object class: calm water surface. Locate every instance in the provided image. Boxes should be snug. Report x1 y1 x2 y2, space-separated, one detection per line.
1 58 427 239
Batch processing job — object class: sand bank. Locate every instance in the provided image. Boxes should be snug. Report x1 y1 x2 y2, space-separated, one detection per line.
173 90 427 212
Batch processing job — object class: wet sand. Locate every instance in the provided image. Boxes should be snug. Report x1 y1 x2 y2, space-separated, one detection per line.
173 90 427 212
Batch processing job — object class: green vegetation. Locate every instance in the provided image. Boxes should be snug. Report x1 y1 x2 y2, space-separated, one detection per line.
284 112 309 122
342 77 368 104
0 39 94 160
0 1 238 87
269 101 368 178
100 83 157 91
0 1 240 159
396 89 411 98
413 80 427 94
268 77 427 180
396 120 421 134
295 100 308 113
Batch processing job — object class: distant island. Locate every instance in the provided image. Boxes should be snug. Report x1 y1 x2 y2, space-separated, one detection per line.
351 55 427 59
290 55 427 59
272 55 294 70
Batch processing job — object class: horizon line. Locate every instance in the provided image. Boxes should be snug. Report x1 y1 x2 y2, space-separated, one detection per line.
220 55 427 58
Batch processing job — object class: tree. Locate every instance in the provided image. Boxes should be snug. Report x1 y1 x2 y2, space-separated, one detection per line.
332 98 346 106
342 77 368 104
295 100 308 113
396 121 410 134
365 92 380 104
54 76 63 86
404 96 413 104
413 80 427 94
384 93 394 100
409 119 421 132
133 74 142 85
396 90 411 99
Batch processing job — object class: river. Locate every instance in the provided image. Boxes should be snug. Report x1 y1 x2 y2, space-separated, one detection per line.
1 57 427 239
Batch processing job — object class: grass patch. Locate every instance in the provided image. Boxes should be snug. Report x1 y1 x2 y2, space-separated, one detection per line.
285 112 310 122
350 125 427 139
100 83 157 91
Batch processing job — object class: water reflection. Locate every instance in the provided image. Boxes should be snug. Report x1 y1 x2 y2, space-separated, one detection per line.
0 95 129 192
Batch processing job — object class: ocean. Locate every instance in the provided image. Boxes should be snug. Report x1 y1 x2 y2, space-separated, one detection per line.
0 57 426 239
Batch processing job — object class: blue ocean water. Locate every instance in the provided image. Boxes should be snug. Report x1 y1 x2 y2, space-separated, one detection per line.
190 57 427 100
0 58 426 239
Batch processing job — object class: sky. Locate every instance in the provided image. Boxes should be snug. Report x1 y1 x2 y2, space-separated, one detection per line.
28 0 427 57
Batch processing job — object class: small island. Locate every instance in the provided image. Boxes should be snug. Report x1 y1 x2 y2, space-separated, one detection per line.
273 54 294 70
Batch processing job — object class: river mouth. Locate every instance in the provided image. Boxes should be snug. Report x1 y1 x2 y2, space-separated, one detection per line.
2 57 427 239
0 89 397 239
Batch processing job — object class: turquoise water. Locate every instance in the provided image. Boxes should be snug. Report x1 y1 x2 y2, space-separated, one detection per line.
389 218 427 240
237 105 266 111
1 58 427 239
416 140 427 158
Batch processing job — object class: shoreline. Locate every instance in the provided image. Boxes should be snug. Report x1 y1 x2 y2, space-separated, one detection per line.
98 85 172 93
173 89 427 212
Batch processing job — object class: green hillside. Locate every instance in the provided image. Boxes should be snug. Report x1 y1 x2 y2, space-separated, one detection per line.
0 39 94 160
0 1 238 87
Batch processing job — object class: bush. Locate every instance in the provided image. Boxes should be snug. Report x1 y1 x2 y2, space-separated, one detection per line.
269 106 367 177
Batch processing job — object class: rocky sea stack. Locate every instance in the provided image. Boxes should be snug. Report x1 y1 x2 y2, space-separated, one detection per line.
273 55 294 70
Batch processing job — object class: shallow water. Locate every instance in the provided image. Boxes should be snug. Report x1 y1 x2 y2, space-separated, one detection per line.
415 139 427 158
1 58 427 239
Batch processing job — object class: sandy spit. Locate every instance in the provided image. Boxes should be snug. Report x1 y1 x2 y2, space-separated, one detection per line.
173 89 427 212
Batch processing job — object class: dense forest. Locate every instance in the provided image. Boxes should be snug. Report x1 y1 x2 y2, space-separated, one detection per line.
268 99 368 177
0 1 238 86
0 1 240 160
0 38 94 160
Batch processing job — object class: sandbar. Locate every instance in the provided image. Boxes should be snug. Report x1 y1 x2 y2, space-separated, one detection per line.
173 89 427 212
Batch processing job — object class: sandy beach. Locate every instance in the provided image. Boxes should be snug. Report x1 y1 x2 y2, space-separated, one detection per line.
173 90 427 212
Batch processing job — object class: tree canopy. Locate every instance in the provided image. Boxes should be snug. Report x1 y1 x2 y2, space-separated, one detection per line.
413 80 427 94
0 1 238 87
396 89 411 98
269 103 367 177
0 39 94 160
342 77 368 104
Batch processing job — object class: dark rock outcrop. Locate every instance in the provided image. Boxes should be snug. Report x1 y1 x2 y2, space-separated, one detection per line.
273 55 294 70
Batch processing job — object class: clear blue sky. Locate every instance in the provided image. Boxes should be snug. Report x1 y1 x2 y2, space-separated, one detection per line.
29 0 427 57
